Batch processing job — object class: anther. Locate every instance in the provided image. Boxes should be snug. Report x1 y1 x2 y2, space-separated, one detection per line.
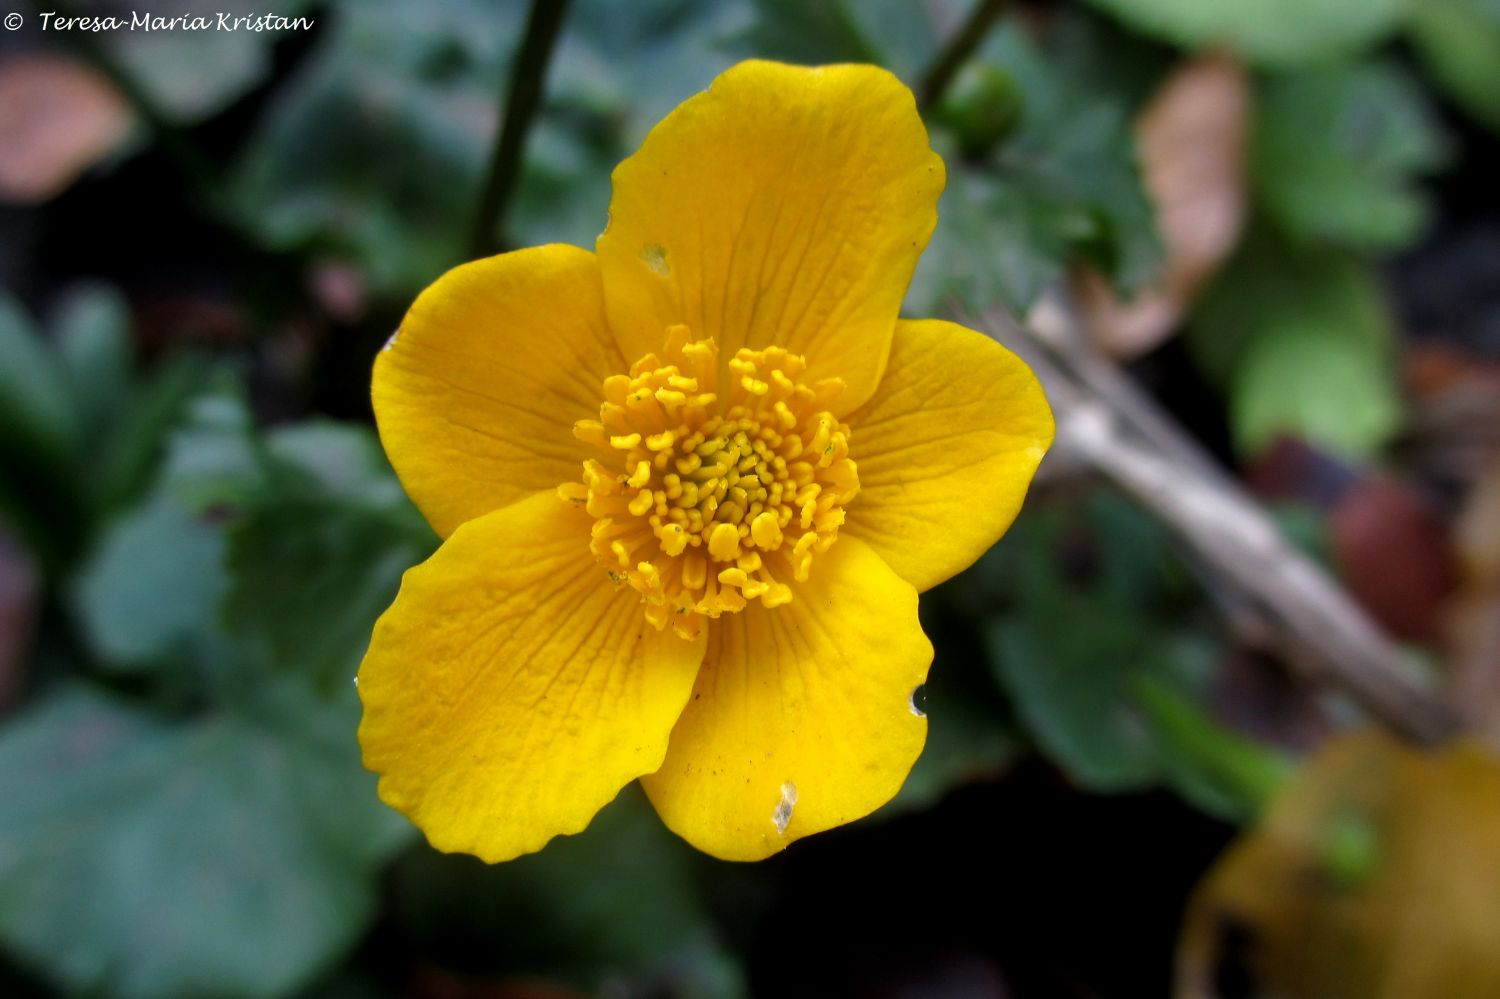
569 332 859 638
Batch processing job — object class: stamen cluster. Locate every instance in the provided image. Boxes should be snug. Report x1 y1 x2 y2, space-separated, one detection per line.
561 325 859 639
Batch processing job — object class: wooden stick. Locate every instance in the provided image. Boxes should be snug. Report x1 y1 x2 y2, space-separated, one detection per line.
973 295 1460 746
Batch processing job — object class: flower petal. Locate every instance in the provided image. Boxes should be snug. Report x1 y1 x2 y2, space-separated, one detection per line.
640 537 931 861
357 491 705 863
374 244 625 538
597 60 945 412
845 319 1054 592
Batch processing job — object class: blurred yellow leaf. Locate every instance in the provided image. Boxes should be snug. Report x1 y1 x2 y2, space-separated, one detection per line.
1177 730 1500 998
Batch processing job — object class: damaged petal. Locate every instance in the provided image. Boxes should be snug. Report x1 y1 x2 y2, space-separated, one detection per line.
641 243 670 276
772 780 798 834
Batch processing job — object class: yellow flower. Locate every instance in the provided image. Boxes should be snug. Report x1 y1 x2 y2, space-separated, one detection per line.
357 60 1054 863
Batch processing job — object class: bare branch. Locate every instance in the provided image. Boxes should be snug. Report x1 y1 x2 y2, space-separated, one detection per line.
974 296 1460 746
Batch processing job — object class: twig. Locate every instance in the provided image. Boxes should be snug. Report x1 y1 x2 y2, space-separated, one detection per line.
917 0 1009 110
468 0 573 259
973 295 1461 747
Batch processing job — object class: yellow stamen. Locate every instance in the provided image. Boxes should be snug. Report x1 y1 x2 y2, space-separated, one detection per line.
567 331 859 638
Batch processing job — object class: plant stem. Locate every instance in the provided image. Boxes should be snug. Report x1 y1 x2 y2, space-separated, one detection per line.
468 0 573 259
918 0 1009 110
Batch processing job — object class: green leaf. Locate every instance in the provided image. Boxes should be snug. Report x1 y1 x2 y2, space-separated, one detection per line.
733 0 952 79
1254 60 1449 250
0 680 408 999
1231 320 1401 459
1409 0 1500 133
225 498 429 692
0 294 88 571
52 284 133 445
70 490 229 672
264 420 415 514
982 496 1242 814
989 598 1176 789
736 0 884 66
0 293 78 460
392 785 746 996
1188 238 1400 458
1082 0 1408 66
910 22 1162 315
1130 675 1294 822
559 0 743 133
908 160 1070 315
158 383 267 513
221 420 434 691
1187 235 1392 385
95 353 212 516
229 0 526 295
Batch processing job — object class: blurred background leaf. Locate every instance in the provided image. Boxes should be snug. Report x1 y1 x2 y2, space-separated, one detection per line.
0 680 407 999
1407 0 1500 134
1188 237 1401 458
911 17 1165 315
1253 60 1449 250
1080 0 1408 66
70 488 228 673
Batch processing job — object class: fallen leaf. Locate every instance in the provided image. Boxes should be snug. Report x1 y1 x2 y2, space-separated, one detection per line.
1178 730 1500 999
0 55 134 203
1079 54 1249 358
1330 478 1456 642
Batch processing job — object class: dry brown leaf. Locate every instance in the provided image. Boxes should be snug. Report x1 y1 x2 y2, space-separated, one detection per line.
0 55 134 204
1330 478 1456 642
1079 54 1249 358
1177 730 1500 999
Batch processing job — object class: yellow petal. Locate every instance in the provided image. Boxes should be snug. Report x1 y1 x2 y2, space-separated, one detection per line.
641 537 931 861
357 491 705 863
597 60 945 412
845 319 1054 592
374 244 625 538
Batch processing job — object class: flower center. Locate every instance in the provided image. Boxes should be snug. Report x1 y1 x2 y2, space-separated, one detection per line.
560 325 859 639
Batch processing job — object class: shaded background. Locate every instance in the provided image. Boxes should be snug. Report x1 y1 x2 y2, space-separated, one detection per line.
2 0 1500 996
